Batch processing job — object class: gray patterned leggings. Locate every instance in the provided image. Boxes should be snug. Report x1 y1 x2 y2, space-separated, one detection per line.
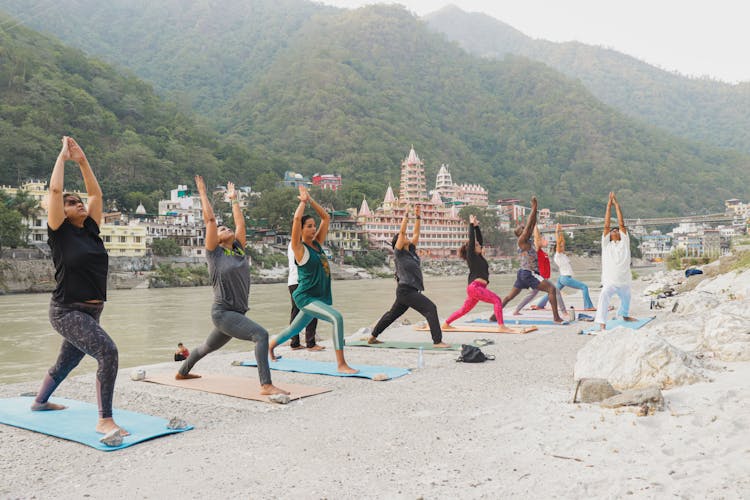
36 300 118 419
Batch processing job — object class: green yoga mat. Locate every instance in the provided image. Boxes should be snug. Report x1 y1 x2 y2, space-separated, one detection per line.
348 340 461 351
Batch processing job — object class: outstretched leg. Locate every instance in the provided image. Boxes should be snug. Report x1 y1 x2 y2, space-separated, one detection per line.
369 297 410 344
212 309 288 395
302 300 358 373
44 302 127 436
443 282 481 328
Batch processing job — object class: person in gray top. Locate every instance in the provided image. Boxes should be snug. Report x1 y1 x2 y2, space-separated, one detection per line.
176 175 287 397
367 205 450 347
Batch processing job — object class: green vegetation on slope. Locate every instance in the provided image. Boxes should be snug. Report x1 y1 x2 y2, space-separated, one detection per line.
425 5 750 154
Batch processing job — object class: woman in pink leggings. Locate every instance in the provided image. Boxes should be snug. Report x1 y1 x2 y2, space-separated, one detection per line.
442 215 524 333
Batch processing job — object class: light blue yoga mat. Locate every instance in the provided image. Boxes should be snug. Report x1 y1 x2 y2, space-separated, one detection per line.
469 317 570 326
580 316 655 335
0 397 193 451
239 358 410 380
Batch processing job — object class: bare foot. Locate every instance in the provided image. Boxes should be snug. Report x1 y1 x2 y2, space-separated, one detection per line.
433 342 452 348
367 336 384 345
512 311 522 316
553 318 569 324
337 364 359 374
441 323 456 331
96 418 130 436
599 323 606 330
30 402 67 411
306 344 326 351
260 384 290 395
530 305 545 311
175 373 201 380
290 345 305 350
623 316 638 322
495 324 525 334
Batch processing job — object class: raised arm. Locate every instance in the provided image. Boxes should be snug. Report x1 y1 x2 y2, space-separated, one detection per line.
307 189 330 244
67 137 103 226
603 192 613 236
195 175 218 251
468 213 478 251
227 182 246 248
555 223 566 253
411 204 421 247
612 192 627 235
394 205 410 251
533 225 542 250
47 137 70 230
291 186 308 262
517 196 538 246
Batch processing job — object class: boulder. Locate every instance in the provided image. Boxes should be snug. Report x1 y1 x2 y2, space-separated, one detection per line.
573 378 619 403
574 328 706 390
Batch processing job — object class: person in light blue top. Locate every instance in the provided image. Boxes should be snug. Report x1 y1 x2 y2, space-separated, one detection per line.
534 223 595 311
269 186 358 374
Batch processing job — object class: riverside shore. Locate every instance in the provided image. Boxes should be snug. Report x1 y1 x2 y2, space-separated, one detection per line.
1 258 748 498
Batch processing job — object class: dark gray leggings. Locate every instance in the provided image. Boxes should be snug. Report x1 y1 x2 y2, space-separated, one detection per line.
37 300 118 419
179 305 272 385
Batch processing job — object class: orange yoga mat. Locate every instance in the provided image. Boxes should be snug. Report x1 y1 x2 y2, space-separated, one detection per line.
143 372 331 402
414 324 538 334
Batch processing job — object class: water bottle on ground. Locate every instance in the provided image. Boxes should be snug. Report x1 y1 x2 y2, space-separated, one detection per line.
417 346 424 369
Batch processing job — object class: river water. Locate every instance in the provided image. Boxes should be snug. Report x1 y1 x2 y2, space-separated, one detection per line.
0 272 601 385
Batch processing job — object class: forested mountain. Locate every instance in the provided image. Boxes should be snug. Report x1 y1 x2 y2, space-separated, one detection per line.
424 5 750 154
1 2 749 217
0 0 333 115
0 13 287 209
222 6 749 216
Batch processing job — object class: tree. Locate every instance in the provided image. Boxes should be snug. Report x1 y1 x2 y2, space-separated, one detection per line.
248 187 300 231
7 190 41 245
150 237 182 256
0 204 24 252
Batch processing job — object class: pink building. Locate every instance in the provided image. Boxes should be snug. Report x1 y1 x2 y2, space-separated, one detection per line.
312 173 342 191
358 147 468 258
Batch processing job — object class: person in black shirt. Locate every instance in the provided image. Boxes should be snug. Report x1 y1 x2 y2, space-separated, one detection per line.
443 214 524 333
31 137 128 439
367 205 450 347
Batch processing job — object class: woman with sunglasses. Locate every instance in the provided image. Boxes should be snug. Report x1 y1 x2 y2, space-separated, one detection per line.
32 136 127 439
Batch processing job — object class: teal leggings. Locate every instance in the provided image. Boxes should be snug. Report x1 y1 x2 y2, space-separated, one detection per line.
276 299 345 350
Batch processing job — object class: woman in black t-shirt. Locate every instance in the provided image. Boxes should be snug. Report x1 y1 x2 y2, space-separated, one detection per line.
31 137 128 441
366 205 450 347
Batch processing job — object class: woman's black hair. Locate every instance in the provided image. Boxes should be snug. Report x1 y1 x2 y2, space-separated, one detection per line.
458 242 469 261
300 214 313 226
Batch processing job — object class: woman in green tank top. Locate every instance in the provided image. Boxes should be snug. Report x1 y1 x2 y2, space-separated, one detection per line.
269 186 358 374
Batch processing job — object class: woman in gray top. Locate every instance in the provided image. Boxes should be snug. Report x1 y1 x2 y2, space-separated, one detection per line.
367 205 450 347
176 175 287 397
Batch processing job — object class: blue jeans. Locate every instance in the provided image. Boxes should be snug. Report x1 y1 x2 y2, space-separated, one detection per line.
536 275 594 310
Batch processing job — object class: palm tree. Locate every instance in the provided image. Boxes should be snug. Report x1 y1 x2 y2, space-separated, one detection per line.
8 189 41 245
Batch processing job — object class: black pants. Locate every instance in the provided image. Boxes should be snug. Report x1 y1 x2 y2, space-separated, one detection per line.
372 284 442 343
288 284 318 348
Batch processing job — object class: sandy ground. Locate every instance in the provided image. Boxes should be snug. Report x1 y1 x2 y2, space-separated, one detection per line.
1 275 748 499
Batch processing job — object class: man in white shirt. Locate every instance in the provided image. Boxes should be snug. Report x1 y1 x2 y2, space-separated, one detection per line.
594 192 637 330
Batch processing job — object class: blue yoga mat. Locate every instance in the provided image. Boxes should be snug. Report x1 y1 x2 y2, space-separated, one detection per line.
580 316 655 335
0 397 193 451
469 317 570 326
239 358 410 380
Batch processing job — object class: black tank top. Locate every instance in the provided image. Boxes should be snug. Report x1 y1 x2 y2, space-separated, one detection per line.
466 225 490 283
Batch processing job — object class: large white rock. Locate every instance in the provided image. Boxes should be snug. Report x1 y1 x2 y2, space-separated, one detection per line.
574 328 706 390
698 309 750 361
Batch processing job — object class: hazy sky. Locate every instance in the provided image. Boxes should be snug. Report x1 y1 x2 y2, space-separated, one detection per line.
319 0 749 83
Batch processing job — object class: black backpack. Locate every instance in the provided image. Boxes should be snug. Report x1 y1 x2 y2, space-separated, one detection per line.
456 344 495 363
